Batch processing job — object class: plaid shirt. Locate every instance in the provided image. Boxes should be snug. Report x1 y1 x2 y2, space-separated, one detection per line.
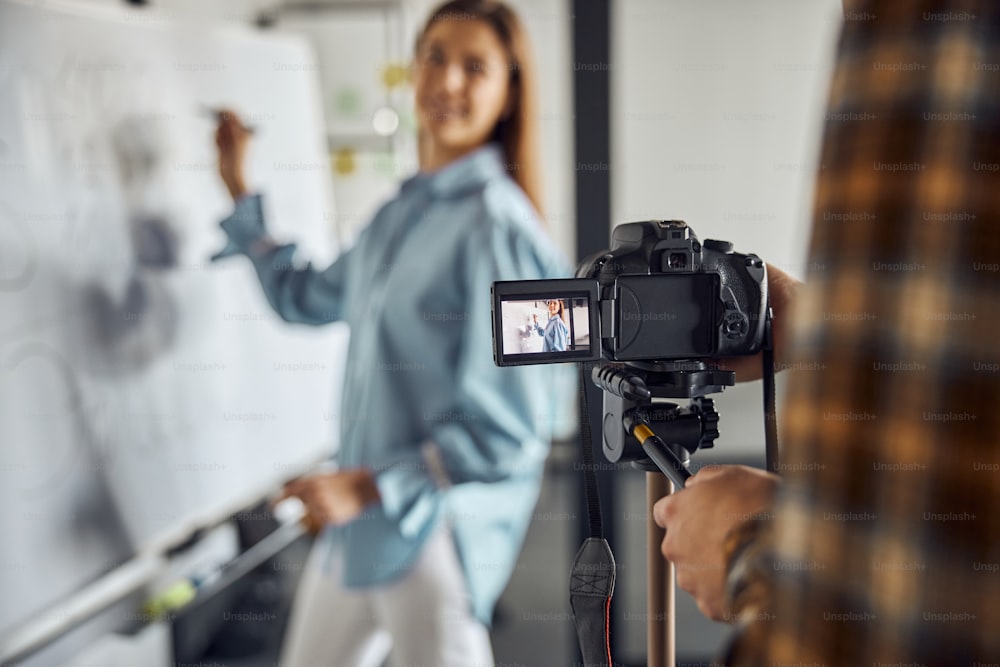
725 1 1000 664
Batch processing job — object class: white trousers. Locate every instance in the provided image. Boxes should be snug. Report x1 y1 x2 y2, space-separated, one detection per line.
278 526 495 667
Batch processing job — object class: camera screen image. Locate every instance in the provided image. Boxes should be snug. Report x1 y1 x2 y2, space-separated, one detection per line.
501 297 590 352
491 279 601 366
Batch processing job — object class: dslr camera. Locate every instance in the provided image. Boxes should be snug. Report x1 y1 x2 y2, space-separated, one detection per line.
492 220 772 478
491 220 768 367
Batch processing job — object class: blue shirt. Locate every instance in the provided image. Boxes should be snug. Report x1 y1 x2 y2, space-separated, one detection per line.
213 144 570 624
535 314 570 352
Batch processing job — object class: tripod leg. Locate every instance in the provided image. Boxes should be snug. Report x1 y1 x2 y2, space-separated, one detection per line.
647 473 675 667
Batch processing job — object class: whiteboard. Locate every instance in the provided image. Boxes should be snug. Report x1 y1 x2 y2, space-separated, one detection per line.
0 0 347 637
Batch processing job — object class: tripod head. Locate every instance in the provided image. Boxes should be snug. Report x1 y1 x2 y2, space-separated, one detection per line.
591 362 735 487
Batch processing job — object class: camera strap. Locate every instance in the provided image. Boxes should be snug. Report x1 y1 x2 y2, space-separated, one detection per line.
762 308 779 472
570 364 616 667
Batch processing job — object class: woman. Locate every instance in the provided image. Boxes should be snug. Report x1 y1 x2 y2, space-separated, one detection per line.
532 299 570 352
212 1 567 665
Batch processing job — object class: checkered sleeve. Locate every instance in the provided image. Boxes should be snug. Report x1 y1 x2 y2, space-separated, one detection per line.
727 0 1000 663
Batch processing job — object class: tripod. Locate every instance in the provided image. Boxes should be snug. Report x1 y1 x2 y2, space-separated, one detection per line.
593 361 735 667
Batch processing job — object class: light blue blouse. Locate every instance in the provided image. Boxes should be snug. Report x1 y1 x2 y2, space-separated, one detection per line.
213 144 570 624
534 314 570 352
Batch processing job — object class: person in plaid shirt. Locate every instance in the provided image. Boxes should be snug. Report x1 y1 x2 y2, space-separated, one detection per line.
653 0 1000 663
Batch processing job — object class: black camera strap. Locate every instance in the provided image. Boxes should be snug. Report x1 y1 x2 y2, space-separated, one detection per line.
570 363 616 667
762 308 779 472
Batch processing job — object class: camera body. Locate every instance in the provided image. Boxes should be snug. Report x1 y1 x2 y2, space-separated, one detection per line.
491 220 768 366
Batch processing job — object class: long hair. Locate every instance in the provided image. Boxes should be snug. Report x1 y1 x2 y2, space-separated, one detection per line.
415 0 544 217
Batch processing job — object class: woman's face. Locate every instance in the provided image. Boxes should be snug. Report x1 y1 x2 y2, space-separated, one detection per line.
414 18 512 160
548 300 559 316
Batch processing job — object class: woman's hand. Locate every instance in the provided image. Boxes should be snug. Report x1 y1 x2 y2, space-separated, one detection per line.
652 465 779 621
278 469 381 534
214 108 252 200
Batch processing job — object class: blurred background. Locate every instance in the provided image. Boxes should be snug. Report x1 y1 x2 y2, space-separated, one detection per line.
0 0 841 664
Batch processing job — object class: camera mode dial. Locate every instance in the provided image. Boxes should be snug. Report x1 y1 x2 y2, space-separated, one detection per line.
703 239 733 253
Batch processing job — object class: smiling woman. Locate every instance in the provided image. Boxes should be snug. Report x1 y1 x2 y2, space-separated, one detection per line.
210 1 568 666
414 0 543 215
